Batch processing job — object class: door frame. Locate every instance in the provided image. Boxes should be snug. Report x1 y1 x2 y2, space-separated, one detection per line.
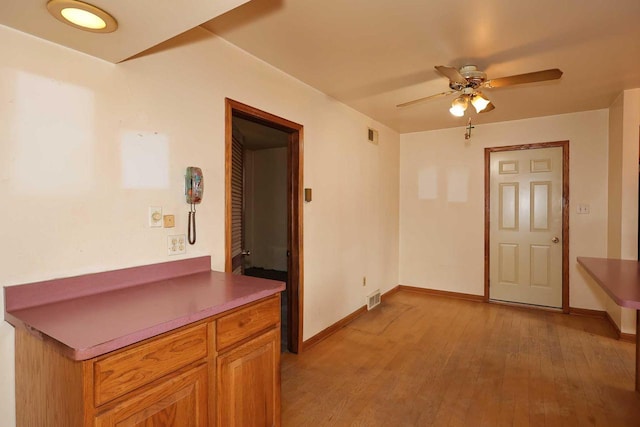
484 140 570 313
224 98 304 353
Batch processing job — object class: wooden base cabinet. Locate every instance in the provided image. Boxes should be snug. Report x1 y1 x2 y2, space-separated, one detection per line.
217 328 280 427
95 364 209 427
14 295 281 427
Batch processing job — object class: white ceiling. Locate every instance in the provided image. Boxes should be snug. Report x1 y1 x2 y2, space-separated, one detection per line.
0 0 251 63
204 0 640 132
3 0 639 132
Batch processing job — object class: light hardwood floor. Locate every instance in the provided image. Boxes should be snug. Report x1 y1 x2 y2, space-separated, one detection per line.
281 291 640 426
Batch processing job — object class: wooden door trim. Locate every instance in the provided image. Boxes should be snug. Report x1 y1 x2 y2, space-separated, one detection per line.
484 140 570 313
224 98 304 353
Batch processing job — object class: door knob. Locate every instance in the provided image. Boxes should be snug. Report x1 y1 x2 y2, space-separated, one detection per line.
551 237 560 243
241 250 251 256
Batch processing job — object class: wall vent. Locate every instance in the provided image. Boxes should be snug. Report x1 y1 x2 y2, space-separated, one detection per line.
366 289 381 310
367 127 379 145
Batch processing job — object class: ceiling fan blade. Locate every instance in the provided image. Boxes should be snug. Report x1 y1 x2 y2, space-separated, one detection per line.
396 90 455 108
479 101 495 113
486 68 563 88
435 66 467 84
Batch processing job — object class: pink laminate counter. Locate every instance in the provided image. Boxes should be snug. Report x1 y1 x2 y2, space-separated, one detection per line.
577 257 640 309
3 256 285 361
577 256 640 392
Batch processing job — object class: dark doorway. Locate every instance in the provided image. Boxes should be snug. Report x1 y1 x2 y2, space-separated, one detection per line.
225 99 303 353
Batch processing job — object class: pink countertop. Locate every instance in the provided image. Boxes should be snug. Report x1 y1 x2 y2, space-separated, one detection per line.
4 256 285 361
577 257 640 310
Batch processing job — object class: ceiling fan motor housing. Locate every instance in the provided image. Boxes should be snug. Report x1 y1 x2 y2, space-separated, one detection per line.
449 65 487 91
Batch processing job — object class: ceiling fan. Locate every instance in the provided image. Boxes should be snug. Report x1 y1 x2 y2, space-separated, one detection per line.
397 65 563 116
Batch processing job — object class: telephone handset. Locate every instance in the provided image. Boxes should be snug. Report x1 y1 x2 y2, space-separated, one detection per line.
185 167 203 245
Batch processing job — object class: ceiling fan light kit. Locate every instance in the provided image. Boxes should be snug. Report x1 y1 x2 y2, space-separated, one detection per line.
448 90 492 117
470 92 491 113
397 64 563 117
449 96 468 117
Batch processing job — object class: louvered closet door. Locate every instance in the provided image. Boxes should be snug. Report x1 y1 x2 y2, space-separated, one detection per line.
489 146 563 308
231 135 244 274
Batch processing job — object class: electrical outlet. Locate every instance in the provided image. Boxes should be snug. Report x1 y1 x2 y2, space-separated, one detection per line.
149 206 163 227
168 235 186 255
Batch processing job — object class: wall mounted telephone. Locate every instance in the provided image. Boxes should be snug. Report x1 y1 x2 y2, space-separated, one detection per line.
185 167 203 244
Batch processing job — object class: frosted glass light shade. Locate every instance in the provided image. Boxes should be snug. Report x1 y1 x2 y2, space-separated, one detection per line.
60 8 106 29
47 0 118 33
449 105 466 117
471 93 491 113
449 96 468 117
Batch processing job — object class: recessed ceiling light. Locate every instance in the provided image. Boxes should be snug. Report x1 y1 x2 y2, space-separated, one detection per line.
47 0 118 33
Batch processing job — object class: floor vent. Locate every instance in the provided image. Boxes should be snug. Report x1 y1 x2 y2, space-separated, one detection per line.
367 289 381 310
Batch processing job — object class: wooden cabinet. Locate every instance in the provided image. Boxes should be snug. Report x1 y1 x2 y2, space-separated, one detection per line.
217 329 280 427
94 323 209 407
94 364 208 426
14 295 281 427
216 295 281 427
92 323 210 427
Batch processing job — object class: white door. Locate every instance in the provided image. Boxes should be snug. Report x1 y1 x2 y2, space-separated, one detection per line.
489 146 564 308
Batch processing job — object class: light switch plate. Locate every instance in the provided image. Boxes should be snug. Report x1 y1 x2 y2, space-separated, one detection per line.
149 206 163 227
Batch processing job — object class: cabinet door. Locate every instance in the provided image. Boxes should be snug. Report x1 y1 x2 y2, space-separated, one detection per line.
217 328 280 427
95 364 208 427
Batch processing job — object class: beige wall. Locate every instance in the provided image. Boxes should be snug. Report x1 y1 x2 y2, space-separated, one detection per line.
620 89 640 333
607 89 640 333
608 94 624 260
399 110 611 311
0 25 400 424
620 90 640 262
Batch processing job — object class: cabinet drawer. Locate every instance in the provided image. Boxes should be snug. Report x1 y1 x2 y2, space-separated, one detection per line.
217 296 279 351
94 364 209 427
94 323 208 406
